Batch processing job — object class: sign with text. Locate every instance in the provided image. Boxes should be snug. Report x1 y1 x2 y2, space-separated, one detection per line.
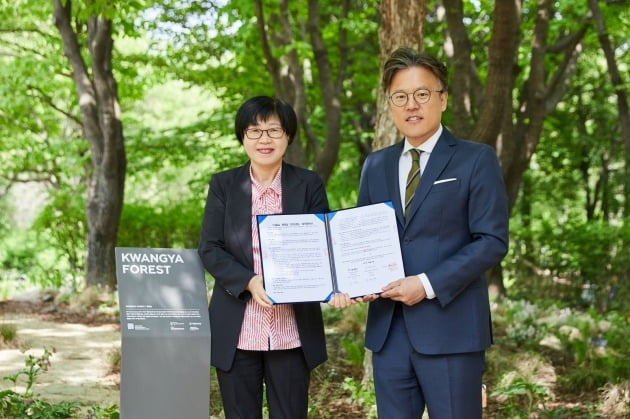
116 247 211 419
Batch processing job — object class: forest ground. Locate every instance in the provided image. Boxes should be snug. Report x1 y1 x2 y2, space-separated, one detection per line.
0 300 119 409
0 298 615 418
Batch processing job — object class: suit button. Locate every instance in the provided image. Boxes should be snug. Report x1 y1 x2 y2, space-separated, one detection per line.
403 237 410 244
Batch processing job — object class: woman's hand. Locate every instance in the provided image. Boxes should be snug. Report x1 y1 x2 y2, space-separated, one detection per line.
247 275 273 308
327 293 356 308
354 293 380 303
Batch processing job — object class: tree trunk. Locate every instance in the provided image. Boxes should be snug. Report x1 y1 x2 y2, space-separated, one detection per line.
307 0 347 182
53 0 126 289
254 0 349 183
470 0 521 149
441 0 482 137
373 0 427 150
254 0 308 168
588 0 630 217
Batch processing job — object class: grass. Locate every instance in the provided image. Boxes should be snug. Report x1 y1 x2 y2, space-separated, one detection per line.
0 323 18 348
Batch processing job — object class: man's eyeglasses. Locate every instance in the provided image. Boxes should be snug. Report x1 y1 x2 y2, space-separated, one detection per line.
388 88 444 107
245 128 285 139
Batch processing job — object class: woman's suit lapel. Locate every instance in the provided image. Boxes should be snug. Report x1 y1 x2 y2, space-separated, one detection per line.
281 163 306 215
227 162 254 269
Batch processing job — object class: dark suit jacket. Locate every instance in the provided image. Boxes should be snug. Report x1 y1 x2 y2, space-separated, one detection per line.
358 128 509 355
198 162 329 371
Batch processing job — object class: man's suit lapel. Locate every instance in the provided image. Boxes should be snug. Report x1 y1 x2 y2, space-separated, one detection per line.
387 142 405 226
228 162 254 268
405 130 457 224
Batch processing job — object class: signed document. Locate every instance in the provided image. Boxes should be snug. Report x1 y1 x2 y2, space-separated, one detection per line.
256 202 404 303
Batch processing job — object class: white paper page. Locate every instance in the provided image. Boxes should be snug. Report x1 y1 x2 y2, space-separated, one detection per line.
328 202 405 297
257 213 334 303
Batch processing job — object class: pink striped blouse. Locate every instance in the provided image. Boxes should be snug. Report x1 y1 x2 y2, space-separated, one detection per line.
236 166 301 351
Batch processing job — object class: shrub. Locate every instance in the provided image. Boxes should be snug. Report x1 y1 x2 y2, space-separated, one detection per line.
1 348 120 419
0 323 17 346
491 378 548 417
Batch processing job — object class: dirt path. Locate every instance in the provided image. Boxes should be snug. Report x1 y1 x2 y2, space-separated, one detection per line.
0 314 120 407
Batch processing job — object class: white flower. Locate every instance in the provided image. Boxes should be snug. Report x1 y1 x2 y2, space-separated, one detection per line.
598 320 611 332
539 334 562 350
558 325 582 341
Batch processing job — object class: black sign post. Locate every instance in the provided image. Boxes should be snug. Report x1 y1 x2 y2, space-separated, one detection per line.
115 247 211 419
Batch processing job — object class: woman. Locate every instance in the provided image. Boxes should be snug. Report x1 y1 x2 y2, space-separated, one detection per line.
198 96 328 418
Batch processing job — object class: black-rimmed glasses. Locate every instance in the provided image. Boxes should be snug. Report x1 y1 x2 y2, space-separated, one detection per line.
245 128 285 139
388 88 443 107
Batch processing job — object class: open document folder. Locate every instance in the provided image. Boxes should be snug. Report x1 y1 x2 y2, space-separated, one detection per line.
256 201 405 303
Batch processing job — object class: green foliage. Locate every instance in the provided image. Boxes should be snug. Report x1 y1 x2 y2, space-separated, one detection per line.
505 215 629 310
0 323 17 345
0 230 70 291
490 378 548 417
541 405 600 419
105 348 121 376
489 298 629 417
340 335 364 367
0 187 89 292
149 0 379 178
341 377 377 418
502 300 548 347
3 348 54 395
495 299 629 384
84 404 120 419
0 195 10 238
33 189 87 275
0 348 120 418
560 367 610 393
0 390 80 419
117 200 202 248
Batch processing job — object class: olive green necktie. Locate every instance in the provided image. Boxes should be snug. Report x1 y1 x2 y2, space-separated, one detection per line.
404 148 422 218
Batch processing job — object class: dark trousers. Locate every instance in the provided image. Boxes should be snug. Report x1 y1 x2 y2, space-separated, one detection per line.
373 305 485 419
216 348 310 419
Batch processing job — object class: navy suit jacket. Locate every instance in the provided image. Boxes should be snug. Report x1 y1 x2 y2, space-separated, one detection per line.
198 162 329 371
358 128 509 355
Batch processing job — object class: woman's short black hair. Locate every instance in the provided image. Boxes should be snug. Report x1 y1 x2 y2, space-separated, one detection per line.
234 96 298 144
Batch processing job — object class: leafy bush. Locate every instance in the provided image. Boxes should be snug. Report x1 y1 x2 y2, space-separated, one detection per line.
1 348 120 419
506 217 630 311
0 323 17 346
117 200 202 248
491 378 548 417
341 377 377 418
32 189 87 277
500 300 548 348
340 335 365 367
560 368 609 393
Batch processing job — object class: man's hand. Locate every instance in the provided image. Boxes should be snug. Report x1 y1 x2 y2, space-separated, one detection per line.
246 275 272 308
380 276 426 306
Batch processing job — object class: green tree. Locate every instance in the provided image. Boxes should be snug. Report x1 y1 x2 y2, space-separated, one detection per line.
0 0 154 289
150 0 379 187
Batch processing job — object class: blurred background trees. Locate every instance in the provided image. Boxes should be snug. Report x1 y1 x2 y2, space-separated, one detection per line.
0 0 628 328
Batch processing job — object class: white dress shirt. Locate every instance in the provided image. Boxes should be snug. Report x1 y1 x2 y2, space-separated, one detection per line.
397 125 443 300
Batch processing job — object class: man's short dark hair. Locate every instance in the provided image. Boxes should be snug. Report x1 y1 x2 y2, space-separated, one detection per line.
234 96 298 144
382 48 448 93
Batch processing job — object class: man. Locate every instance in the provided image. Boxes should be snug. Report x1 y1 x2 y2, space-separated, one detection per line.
358 48 509 418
